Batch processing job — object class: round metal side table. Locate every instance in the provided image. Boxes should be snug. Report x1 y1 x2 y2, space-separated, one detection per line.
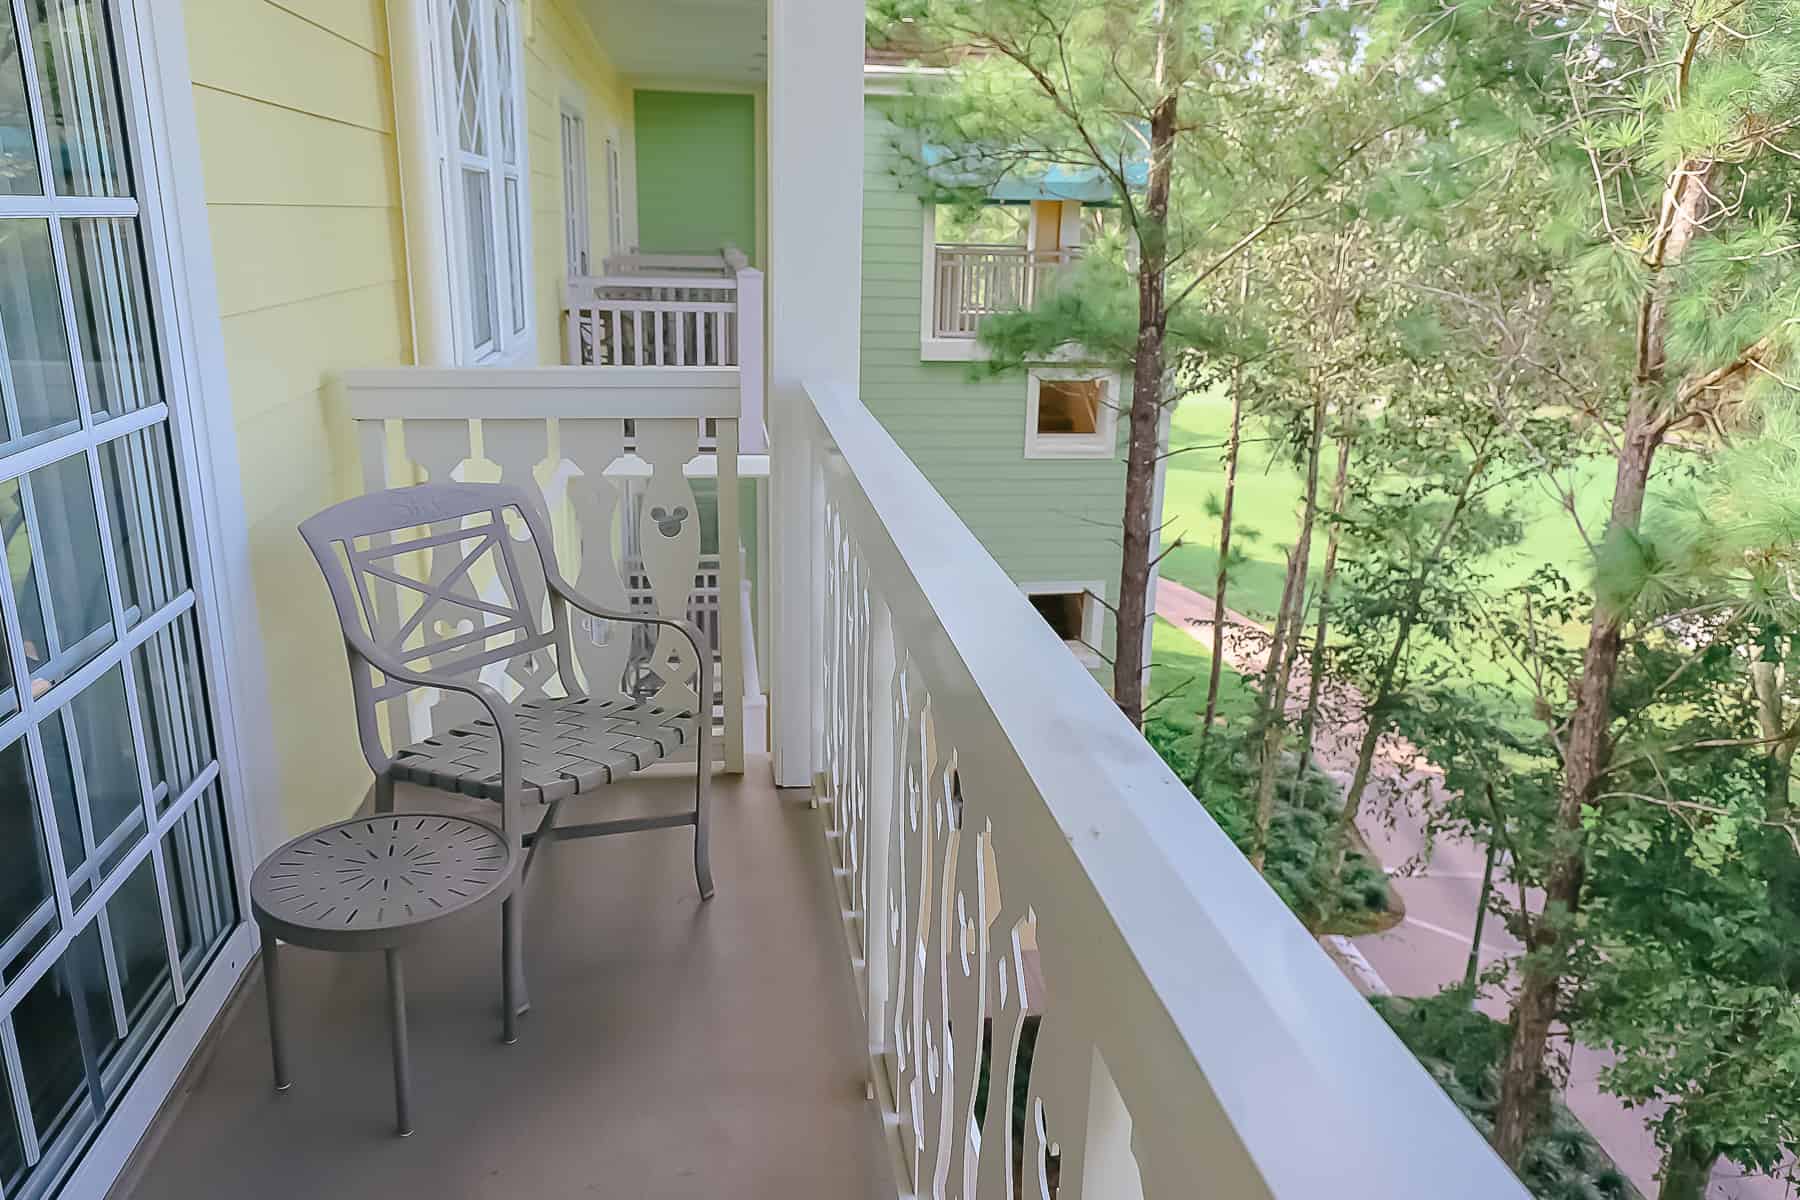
250 813 518 1135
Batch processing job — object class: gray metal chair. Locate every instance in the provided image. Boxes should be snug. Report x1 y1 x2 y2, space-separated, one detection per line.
298 480 714 1032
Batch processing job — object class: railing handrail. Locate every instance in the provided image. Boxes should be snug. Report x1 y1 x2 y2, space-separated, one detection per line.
335 366 740 421
933 241 1079 259
799 379 1527 1198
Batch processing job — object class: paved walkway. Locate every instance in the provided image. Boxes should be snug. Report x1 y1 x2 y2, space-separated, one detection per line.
1155 576 1787 1199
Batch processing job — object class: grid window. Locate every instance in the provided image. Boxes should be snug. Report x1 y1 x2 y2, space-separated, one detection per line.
0 0 239 1195
446 0 529 362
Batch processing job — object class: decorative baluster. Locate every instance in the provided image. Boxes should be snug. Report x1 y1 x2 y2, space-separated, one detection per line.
481 418 555 700
400 418 477 736
561 417 632 700
633 418 703 714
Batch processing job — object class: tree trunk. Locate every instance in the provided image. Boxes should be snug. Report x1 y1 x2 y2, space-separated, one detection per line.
1110 10 1178 727
1492 150 1717 1166
1250 383 1330 867
1297 432 1353 778
1193 260 1251 787
1656 1131 1719 1200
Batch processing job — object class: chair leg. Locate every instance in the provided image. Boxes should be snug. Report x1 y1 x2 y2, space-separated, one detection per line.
501 893 526 1043
374 772 395 815
385 949 413 1137
261 929 290 1092
694 759 715 901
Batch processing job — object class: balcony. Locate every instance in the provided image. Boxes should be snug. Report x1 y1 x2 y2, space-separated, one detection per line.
929 243 1077 339
118 373 1526 1199
562 249 767 452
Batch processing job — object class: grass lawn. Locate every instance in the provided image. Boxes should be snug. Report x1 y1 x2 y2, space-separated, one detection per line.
1145 616 1257 742
1157 388 1614 705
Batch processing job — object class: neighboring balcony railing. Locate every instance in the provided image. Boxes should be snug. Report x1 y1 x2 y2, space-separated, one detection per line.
778 382 1530 1198
930 243 1077 339
330 365 762 766
563 248 766 451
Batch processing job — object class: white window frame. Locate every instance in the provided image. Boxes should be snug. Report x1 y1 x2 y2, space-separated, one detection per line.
604 134 625 257
28 0 271 1195
560 101 591 276
1024 367 1121 460
1021 581 1107 670
438 0 532 365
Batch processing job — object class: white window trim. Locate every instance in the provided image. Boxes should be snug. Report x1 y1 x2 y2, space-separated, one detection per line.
51 0 270 1195
437 0 533 366
1021 581 1107 670
560 97 591 276
1025 367 1121 460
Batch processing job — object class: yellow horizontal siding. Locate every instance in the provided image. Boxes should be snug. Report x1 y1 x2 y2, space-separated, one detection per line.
523 0 634 364
187 0 392 133
189 0 412 835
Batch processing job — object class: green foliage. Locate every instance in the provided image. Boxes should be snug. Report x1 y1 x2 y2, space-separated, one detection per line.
1145 721 1392 931
1374 993 1643 1200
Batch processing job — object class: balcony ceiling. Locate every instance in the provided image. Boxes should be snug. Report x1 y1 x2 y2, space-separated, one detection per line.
581 0 768 87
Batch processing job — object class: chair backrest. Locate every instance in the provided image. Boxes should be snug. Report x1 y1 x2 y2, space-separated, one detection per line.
300 481 577 770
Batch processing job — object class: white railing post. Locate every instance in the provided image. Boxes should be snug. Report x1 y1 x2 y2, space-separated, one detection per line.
739 543 767 756
735 265 767 452
769 387 817 788
864 590 895 1058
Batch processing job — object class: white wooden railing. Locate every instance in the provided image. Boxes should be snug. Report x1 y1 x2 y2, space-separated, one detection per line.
563 248 766 452
778 383 1528 1198
331 366 757 770
931 243 1076 338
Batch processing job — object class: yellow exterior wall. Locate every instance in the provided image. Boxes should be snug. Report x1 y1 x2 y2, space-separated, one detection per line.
523 0 636 364
186 0 414 834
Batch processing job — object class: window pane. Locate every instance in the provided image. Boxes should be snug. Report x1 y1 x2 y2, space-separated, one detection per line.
105 855 170 1032
0 735 56 963
24 0 131 196
0 220 81 449
100 424 187 623
132 611 211 813
64 218 163 421
463 166 496 351
449 0 483 155
0 5 42 195
0 1041 23 1194
61 666 143 881
505 175 524 335
165 785 234 972
14 951 89 1149
37 714 84 901
4 453 115 688
494 2 515 165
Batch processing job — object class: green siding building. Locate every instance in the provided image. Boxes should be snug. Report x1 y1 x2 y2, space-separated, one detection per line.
860 98 1131 668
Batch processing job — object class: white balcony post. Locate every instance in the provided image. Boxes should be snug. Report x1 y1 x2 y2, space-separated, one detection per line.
386 0 455 366
864 591 896 1056
767 0 863 789
735 265 767 452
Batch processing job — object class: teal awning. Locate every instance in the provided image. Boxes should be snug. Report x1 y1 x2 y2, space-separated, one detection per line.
922 143 1144 204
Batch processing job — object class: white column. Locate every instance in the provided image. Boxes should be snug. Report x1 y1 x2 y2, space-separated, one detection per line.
387 0 457 366
767 0 864 788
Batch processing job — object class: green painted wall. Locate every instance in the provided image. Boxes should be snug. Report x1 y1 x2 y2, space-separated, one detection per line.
861 101 1129 657
633 91 757 262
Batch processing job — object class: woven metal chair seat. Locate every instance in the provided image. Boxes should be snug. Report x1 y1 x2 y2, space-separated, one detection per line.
390 697 696 804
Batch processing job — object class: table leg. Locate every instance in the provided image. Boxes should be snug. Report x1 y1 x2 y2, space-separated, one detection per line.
386 948 413 1136
501 896 519 1045
262 929 290 1092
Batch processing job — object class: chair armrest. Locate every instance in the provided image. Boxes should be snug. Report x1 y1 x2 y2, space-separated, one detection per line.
340 627 525 839
546 573 713 738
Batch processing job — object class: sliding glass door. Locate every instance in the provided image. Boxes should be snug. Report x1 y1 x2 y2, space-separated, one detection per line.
0 0 240 1194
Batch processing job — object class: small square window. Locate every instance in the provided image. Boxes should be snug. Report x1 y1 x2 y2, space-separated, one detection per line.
1030 591 1087 642
1025 370 1119 458
1022 583 1104 669
1036 379 1102 435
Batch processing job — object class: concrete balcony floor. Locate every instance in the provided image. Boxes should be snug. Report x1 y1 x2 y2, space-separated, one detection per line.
117 763 891 1199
